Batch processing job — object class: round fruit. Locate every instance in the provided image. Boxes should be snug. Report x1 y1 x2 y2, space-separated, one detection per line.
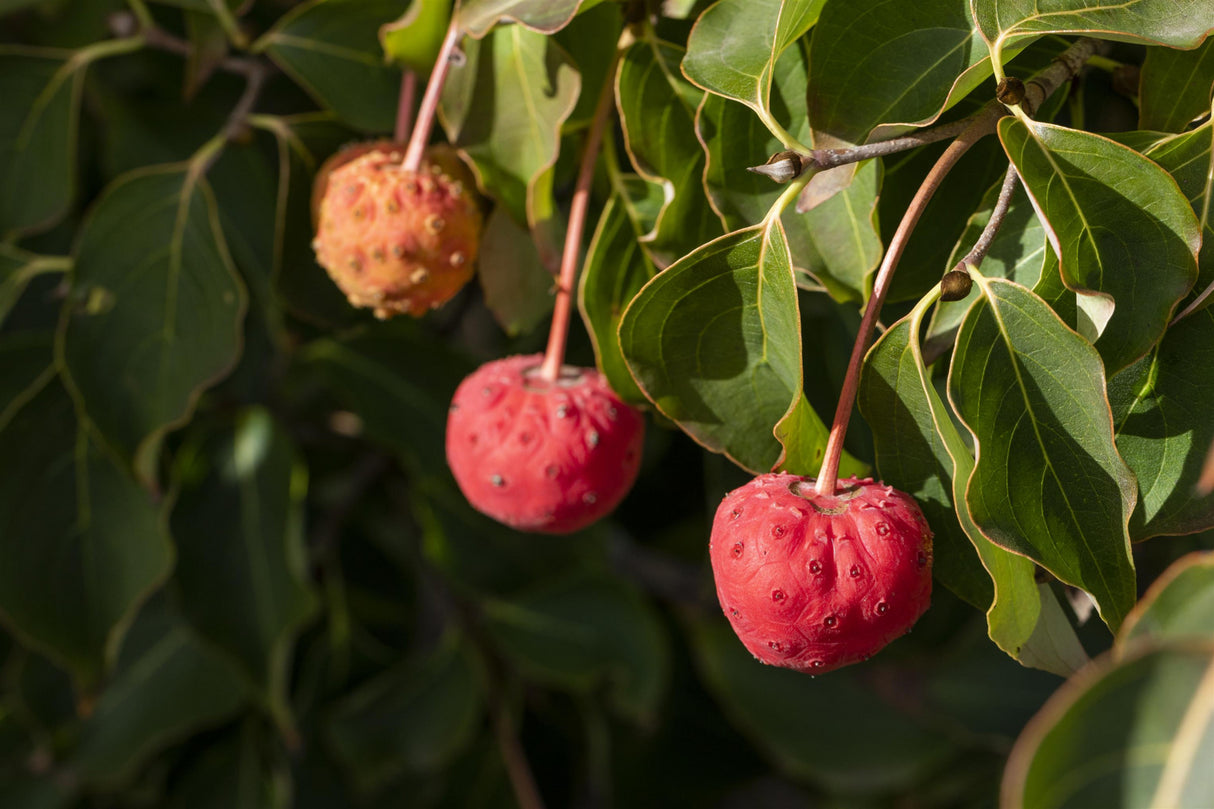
445 354 645 534
312 144 482 319
709 473 932 673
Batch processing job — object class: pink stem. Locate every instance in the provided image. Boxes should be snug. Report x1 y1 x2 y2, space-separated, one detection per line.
537 52 622 382
402 20 462 172
394 70 417 144
814 108 1003 496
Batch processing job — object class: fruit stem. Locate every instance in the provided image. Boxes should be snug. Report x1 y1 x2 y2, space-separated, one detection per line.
814 105 1004 496
394 69 417 145
402 18 462 173
537 49 622 382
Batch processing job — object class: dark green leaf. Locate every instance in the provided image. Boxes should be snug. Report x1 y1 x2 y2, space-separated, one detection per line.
67 601 248 789
1003 644 1214 809
0 49 79 237
171 408 318 729
165 722 281 809
326 634 485 793
1120 551 1214 647
60 164 247 486
578 184 660 404
380 0 453 72
0 376 172 687
688 616 956 794
254 0 410 133
457 0 583 38
439 25 579 238
616 38 721 265
0 332 56 428
807 0 1002 145
950 275 1138 630
999 118 1200 373
1112 308 1214 539
477 207 554 336
0 246 68 329
484 574 668 722
974 0 1214 68
618 224 813 474
1140 39 1214 132
1145 122 1214 312
683 0 823 144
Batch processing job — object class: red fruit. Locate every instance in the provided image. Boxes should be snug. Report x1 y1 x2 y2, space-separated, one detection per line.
709 473 932 673
445 354 645 534
312 145 482 319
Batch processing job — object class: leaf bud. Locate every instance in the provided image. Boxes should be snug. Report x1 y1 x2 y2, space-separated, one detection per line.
940 268 973 301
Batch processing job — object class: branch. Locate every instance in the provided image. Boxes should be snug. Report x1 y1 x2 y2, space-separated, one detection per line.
953 164 1019 273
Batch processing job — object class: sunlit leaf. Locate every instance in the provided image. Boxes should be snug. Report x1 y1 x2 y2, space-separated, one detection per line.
439 24 579 242
59 164 247 486
999 118 1200 373
1145 122 1214 311
1140 39 1214 133
683 0 823 143
950 276 1138 630
619 224 816 474
1120 551 1214 648
458 0 583 38
380 0 453 72
1111 308 1214 539
1003 644 1214 809
616 38 721 265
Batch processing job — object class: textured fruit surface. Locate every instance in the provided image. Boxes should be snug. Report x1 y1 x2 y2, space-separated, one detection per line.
312 145 481 318
446 354 645 534
710 474 933 673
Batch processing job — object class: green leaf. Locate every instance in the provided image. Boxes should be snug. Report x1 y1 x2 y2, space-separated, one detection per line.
294 320 472 472
0 332 56 429
0 245 69 331
1120 552 1214 648
616 38 721 265
484 574 668 723
688 616 956 794
1145 122 1214 312
578 184 660 404
439 25 579 239
171 408 318 730
974 0 1214 67
379 0 453 72
861 303 1088 675
1140 40 1214 133
950 275 1138 630
683 0 823 143
457 0 583 38
1112 308 1214 539
165 722 280 809
806 0 1005 145
67 601 248 789
59 164 247 487
254 0 410 133
326 634 485 793
999 118 1200 374
1003 644 1214 809
477 207 554 336
696 43 881 302
618 223 815 474
0 49 80 238
0 375 173 687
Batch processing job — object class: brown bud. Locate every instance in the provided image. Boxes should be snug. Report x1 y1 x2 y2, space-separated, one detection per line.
940 269 973 301
996 77 1026 106
747 150 805 184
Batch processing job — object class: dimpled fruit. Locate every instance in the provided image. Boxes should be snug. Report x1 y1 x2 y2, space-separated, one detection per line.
312 144 481 319
709 473 933 673
446 354 645 534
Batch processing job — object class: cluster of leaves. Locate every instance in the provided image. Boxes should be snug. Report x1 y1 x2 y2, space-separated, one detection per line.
1 0 1213 806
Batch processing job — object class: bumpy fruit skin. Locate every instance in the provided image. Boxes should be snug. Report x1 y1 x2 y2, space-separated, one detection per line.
445 354 645 534
312 144 482 319
709 474 932 673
